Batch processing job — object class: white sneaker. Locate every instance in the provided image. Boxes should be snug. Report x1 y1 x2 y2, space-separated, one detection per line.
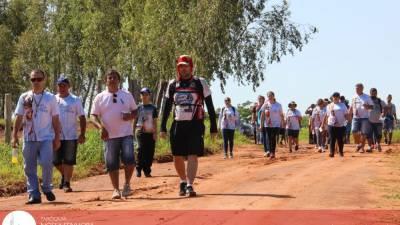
223 154 227 159
122 183 132 197
264 152 270 157
229 153 233 159
112 189 121 199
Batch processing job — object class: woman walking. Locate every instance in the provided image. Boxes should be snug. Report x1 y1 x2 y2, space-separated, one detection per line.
311 99 327 152
218 97 240 159
323 92 350 157
286 101 302 152
260 91 284 159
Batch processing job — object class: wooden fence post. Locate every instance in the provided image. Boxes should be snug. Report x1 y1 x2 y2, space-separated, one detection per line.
4 93 12 144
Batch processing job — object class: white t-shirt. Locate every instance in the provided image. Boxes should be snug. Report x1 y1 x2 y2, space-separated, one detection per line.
15 91 60 141
286 109 302 130
56 94 85 140
311 106 327 129
91 89 138 139
218 106 240 130
327 102 348 127
352 93 373 119
262 101 283 128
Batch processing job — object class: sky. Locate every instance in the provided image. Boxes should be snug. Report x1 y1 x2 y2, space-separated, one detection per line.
210 0 400 112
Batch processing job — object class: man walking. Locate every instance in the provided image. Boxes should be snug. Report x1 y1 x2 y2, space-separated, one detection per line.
384 94 397 145
54 77 86 192
368 88 385 152
91 69 138 199
12 69 61 204
160 55 217 197
349 83 373 153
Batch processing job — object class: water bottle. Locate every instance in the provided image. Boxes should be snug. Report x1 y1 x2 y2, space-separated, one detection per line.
12 147 18 164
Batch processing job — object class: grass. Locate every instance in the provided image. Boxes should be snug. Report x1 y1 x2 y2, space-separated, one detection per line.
0 118 251 195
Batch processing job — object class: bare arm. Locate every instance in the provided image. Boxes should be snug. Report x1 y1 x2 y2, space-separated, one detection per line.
52 115 62 150
12 115 23 148
78 115 87 144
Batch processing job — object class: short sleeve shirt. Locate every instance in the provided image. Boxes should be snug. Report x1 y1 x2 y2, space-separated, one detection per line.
352 94 373 119
15 91 59 141
136 104 158 133
91 89 138 139
56 94 86 140
286 109 302 130
262 101 283 128
327 102 348 127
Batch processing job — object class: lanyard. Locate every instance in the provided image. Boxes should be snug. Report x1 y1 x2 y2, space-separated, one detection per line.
32 91 44 118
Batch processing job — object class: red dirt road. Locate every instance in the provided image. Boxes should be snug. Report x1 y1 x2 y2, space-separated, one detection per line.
1 144 399 210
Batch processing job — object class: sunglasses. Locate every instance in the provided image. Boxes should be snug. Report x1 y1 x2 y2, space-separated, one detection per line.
112 94 117 103
30 77 44 83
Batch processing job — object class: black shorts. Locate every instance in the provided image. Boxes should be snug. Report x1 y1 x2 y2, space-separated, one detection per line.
53 140 78 166
170 120 205 156
279 128 286 135
287 129 300 138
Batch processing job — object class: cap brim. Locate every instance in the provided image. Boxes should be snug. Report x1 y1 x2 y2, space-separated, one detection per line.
177 62 190 66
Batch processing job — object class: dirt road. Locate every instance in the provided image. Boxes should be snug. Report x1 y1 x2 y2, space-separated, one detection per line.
1 144 399 210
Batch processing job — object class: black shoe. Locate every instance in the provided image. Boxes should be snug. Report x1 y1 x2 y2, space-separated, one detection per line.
144 173 152 177
44 191 56 202
179 182 187 196
339 153 344 157
59 176 64 189
63 182 72 193
186 185 197 197
136 169 142 178
329 153 334 158
295 145 299 151
26 195 41 204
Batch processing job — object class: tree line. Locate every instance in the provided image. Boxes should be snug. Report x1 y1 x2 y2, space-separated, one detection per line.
0 0 316 116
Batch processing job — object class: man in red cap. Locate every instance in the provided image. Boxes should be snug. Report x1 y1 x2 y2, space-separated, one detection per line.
160 55 217 197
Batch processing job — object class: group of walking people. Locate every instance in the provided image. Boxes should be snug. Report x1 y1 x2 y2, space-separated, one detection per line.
12 55 217 204
249 83 397 159
10 54 397 205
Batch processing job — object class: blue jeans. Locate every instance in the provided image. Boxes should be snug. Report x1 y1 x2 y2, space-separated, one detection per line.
104 135 135 172
23 140 54 198
261 127 270 153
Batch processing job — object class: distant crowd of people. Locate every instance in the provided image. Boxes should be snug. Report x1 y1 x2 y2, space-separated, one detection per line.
245 83 397 159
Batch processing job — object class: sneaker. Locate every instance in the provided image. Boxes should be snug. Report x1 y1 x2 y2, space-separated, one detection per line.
63 182 72 193
377 145 382 152
339 152 344 157
186 185 197 197
295 145 299 151
112 189 121 199
329 153 334 158
366 147 373 153
59 176 64 189
179 182 187 196
264 152 270 157
144 173 152 177
384 138 388 144
356 144 362 152
223 153 228 159
26 195 41 205
136 168 142 177
229 153 233 159
44 191 56 202
270 153 276 159
122 184 132 197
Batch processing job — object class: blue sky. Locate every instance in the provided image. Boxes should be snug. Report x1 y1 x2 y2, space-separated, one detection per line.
210 0 400 112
